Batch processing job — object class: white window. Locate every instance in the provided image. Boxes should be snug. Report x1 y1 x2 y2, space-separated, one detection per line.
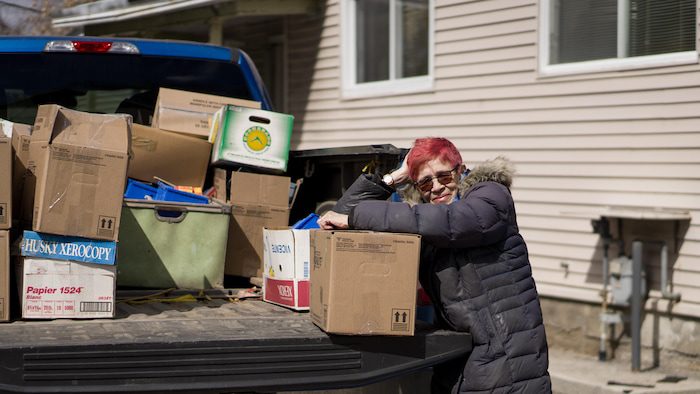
539 0 697 76
342 0 434 98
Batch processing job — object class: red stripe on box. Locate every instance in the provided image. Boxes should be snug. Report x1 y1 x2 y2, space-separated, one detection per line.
264 277 295 307
297 280 309 308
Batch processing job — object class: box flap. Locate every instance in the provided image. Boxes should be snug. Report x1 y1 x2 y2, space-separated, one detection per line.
50 107 130 152
229 172 290 207
31 104 61 144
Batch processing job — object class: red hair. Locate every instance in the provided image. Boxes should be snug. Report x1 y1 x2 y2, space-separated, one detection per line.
407 138 462 181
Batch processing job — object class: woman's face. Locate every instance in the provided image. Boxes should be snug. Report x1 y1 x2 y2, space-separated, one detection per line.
415 158 460 205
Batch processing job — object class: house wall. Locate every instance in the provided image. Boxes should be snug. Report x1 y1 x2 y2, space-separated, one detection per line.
284 0 700 325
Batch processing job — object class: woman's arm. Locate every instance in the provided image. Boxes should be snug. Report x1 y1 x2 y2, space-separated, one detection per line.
331 173 394 214
350 182 513 248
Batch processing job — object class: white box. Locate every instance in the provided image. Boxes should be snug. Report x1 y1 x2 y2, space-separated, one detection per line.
20 258 116 319
262 228 310 311
209 105 293 172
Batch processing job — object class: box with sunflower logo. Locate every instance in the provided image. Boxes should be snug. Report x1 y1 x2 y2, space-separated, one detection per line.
209 105 294 172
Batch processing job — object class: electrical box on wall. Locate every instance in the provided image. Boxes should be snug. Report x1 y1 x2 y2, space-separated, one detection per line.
609 256 646 306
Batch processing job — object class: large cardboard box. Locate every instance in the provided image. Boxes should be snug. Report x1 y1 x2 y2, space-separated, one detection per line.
0 230 8 321
210 105 293 172
10 122 32 229
19 230 117 319
262 228 310 310
0 121 12 230
129 124 212 188
310 231 421 336
30 105 130 241
152 88 260 138
217 170 290 278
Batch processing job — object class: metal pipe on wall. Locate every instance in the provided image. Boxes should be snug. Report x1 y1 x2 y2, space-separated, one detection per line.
660 242 681 302
631 241 643 371
599 239 609 361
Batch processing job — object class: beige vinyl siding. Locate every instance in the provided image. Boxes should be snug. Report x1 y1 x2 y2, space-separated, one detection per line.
285 1 700 318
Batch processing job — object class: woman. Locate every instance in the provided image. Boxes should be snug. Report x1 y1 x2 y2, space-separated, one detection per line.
318 138 551 394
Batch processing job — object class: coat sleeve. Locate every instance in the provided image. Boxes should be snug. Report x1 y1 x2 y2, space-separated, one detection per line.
332 173 394 214
349 182 512 248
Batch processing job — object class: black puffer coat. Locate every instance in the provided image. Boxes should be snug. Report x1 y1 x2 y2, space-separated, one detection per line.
334 157 551 394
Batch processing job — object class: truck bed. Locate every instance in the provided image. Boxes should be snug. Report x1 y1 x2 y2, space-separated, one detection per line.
0 289 471 394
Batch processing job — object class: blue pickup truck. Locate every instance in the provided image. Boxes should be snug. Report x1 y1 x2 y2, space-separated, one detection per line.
0 36 470 394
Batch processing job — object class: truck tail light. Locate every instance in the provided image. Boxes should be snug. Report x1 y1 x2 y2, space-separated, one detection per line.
44 40 140 54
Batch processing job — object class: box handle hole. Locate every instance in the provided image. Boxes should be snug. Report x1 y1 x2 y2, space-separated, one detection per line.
249 116 270 124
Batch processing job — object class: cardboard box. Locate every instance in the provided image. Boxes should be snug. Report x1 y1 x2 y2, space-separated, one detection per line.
128 124 212 188
0 230 9 321
209 105 293 172
217 170 291 278
262 228 310 310
10 122 32 229
310 230 421 336
0 121 12 230
19 257 116 319
152 87 260 138
30 105 130 241
18 229 117 319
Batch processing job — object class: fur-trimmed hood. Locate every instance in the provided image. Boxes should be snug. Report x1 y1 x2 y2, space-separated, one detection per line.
398 156 515 205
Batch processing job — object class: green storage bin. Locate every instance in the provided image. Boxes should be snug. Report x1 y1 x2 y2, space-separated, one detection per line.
117 200 231 289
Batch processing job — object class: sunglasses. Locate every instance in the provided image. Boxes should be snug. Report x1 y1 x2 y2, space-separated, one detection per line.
414 166 459 193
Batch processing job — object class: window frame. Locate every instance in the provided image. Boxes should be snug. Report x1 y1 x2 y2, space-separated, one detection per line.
538 0 698 77
341 0 435 99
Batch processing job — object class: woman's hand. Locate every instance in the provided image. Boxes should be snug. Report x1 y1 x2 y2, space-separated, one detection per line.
389 150 411 185
317 211 349 230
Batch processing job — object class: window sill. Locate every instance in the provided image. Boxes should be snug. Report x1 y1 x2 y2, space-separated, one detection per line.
341 76 434 100
539 51 698 78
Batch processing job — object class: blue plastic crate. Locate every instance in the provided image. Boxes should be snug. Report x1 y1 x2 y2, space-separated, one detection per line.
292 213 320 229
124 179 158 200
155 182 209 205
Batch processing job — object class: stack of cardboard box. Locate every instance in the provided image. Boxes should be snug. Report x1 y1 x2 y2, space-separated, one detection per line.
128 87 262 189
0 120 13 322
124 88 296 287
9 105 131 319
